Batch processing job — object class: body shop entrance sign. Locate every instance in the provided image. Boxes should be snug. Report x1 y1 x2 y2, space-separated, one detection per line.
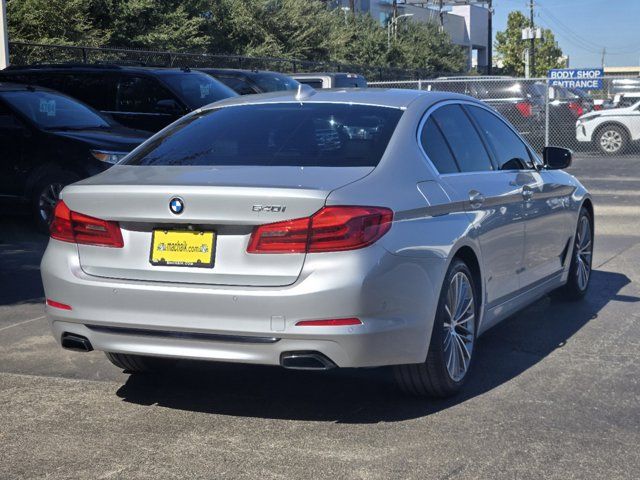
548 68 604 89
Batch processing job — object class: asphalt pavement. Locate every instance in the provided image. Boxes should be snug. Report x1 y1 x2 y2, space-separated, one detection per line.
1 154 639 479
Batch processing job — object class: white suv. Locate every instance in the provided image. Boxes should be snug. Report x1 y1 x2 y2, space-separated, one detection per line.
576 100 640 154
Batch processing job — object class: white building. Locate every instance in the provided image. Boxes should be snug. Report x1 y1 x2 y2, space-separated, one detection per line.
334 1 491 71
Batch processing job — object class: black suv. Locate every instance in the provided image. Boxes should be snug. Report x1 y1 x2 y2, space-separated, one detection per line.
0 83 149 230
198 68 300 95
0 65 237 132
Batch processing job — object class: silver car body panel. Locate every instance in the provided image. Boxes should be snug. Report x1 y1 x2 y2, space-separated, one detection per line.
41 88 592 367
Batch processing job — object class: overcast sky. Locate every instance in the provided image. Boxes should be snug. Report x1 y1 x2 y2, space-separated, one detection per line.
492 0 640 68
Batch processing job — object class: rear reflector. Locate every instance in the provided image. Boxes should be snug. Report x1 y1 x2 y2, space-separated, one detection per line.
46 299 72 310
50 200 124 248
247 206 393 254
296 318 362 327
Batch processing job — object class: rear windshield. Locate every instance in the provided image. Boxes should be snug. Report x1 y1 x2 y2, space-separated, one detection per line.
159 72 238 109
123 103 403 167
250 73 300 92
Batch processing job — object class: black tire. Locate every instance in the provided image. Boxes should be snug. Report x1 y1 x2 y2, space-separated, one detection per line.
31 172 79 233
105 352 174 373
560 207 593 300
394 258 478 398
595 124 628 155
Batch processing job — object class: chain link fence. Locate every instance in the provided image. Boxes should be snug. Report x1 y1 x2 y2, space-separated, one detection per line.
370 76 640 157
7 42 449 82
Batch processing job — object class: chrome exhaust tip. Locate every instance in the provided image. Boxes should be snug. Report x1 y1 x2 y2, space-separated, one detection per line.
280 351 337 371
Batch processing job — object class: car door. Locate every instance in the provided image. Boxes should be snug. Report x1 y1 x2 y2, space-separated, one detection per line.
464 104 573 290
0 100 28 198
421 103 526 314
114 75 181 132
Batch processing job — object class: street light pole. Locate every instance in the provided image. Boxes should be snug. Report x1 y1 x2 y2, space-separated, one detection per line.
387 13 414 49
0 0 8 69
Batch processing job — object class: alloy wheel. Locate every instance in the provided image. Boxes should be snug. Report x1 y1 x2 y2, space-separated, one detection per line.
575 215 592 291
38 183 63 225
443 271 475 382
600 130 622 153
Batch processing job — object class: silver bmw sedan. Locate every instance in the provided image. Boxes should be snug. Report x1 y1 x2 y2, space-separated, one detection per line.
41 88 593 397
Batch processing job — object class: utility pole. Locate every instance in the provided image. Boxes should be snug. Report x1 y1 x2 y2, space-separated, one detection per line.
439 0 445 28
529 0 535 76
348 0 355 15
0 0 8 69
487 0 493 75
601 47 606 69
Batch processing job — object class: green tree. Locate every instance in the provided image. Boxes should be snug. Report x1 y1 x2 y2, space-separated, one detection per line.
7 0 109 46
495 10 566 77
107 0 208 51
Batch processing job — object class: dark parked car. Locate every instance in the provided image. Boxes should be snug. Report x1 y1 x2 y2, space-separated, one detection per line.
0 83 149 230
198 68 300 94
0 65 237 132
291 72 367 89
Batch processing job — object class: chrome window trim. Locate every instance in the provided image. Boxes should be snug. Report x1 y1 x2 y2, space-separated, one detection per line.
416 99 540 178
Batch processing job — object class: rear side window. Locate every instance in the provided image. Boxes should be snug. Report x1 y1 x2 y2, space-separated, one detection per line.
466 105 532 170
420 117 459 174
431 105 493 172
298 79 324 89
124 103 403 167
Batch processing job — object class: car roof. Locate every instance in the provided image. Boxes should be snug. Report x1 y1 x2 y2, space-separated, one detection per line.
203 87 469 110
290 72 365 79
0 81 57 93
198 68 287 76
2 64 199 76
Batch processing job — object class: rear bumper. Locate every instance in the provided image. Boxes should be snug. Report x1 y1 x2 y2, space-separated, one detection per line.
42 240 444 368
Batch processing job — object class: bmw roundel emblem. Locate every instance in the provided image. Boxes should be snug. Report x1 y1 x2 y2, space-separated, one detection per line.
169 197 184 215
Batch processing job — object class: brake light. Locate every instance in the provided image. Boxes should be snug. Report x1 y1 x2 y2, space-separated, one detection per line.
247 206 393 254
50 200 124 248
568 101 584 117
515 101 533 118
296 318 362 326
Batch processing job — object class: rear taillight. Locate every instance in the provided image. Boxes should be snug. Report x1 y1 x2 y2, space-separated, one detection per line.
515 101 533 118
50 200 124 248
247 206 393 254
568 101 584 117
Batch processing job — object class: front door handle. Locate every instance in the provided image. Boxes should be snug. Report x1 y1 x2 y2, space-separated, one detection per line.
522 185 534 201
469 190 485 209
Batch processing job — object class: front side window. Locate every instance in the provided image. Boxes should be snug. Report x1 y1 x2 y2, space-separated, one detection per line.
116 76 179 114
466 105 533 170
123 103 403 167
1 91 109 130
431 104 493 173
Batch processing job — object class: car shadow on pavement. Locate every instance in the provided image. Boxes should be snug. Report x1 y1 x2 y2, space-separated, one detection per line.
115 269 633 424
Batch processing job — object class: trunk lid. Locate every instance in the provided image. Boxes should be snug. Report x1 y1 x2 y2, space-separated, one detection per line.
63 165 372 287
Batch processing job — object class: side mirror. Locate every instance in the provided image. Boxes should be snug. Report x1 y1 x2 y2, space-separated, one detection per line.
543 146 572 170
154 99 182 115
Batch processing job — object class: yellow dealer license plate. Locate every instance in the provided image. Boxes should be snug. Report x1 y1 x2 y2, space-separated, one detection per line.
150 230 215 268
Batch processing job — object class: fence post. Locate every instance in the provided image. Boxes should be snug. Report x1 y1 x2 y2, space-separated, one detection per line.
418 79 422 91
544 79 550 147
81 47 87 64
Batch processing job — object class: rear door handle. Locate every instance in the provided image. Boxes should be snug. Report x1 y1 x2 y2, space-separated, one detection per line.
469 190 485 209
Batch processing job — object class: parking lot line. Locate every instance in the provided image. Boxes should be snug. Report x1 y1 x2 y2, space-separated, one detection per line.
0 315 45 332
